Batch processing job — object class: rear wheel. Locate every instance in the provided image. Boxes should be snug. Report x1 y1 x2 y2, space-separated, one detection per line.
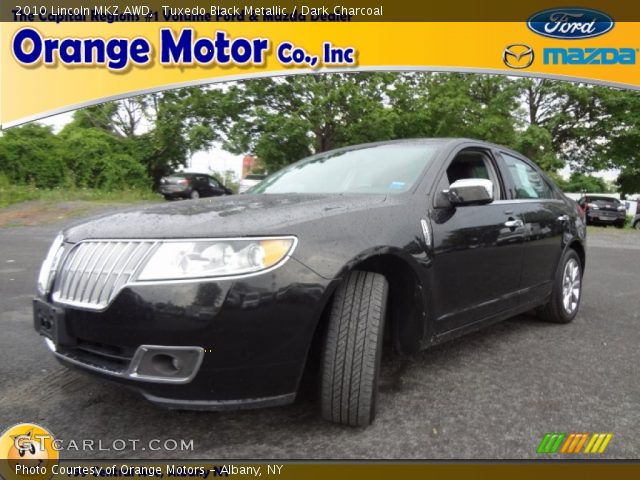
537 249 582 324
635 221 640 230
320 270 388 427
190 190 200 200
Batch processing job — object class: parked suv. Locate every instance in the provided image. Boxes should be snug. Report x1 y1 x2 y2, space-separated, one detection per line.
578 195 626 228
159 173 232 200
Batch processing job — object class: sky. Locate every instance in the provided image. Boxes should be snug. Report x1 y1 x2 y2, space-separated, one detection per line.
38 107 619 184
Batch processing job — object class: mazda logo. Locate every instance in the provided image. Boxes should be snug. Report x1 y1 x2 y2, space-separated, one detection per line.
503 44 535 69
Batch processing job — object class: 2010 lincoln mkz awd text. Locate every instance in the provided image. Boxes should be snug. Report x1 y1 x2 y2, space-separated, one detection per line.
34 138 586 426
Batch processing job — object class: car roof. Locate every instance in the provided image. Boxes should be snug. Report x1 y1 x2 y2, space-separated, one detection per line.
325 137 526 157
166 172 210 177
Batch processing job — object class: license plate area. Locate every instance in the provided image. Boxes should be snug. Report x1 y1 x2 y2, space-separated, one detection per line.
33 298 67 345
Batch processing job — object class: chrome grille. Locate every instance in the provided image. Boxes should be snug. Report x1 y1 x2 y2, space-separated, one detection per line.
52 241 157 310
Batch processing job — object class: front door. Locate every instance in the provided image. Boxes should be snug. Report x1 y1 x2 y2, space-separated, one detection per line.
429 148 525 333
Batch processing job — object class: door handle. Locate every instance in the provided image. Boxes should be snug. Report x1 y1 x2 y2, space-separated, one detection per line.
504 218 524 229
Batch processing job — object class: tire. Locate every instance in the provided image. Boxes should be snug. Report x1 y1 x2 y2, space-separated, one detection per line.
189 190 200 200
163 195 173 201
634 221 640 230
615 221 625 229
537 249 582 324
320 270 388 427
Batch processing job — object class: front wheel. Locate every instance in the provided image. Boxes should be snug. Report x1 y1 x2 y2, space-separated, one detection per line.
320 270 388 427
635 222 640 230
189 190 200 200
537 249 583 324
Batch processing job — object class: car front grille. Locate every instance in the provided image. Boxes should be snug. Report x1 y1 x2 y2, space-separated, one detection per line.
52 240 157 310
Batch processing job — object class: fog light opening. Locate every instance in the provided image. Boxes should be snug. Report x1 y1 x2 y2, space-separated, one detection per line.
151 353 181 376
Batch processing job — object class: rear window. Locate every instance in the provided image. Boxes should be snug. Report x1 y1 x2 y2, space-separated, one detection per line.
587 197 620 205
162 176 188 184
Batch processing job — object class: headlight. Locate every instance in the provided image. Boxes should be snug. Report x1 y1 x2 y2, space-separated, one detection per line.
136 237 296 281
37 233 65 295
617 206 626 212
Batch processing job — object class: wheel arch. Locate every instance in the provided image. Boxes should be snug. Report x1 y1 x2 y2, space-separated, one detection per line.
307 249 429 360
567 238 586 271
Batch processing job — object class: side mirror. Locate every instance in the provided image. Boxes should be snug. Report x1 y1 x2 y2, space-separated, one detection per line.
444 178 494 206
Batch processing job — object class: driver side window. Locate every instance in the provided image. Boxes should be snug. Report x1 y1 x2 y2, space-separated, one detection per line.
443 149 501 200
501 153 554 200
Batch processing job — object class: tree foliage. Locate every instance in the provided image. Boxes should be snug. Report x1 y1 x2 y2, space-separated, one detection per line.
558 172 611 193
2 72 640 193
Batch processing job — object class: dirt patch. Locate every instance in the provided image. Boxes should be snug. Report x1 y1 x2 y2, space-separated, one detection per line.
0 201 136 228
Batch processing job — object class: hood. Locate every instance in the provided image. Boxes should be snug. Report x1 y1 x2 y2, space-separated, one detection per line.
64 193 388 242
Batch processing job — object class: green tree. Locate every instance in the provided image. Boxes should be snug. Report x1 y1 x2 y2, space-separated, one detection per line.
57 124 148 190
67 89 229 186
0 124 66 187
595 87 640 194
516 78 614 172
218 73 396 171
562 172 611 193
386 73 520 144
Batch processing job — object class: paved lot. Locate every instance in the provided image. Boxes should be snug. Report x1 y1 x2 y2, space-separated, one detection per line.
1 205 639 459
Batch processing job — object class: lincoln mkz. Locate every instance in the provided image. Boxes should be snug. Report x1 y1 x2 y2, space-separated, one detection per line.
34 139 586 426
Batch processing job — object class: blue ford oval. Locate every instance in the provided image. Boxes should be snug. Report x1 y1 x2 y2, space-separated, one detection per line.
527 8 614 39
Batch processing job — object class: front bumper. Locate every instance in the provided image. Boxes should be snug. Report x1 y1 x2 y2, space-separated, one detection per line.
586 211 625 224
159 187 189 198
34 258 331 409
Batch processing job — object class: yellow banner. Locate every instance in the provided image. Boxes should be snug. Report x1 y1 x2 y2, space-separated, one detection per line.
2 17 640 127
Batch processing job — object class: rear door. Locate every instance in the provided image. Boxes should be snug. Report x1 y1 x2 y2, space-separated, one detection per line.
207 176 227 196
429 146 526 333
497 151 566 305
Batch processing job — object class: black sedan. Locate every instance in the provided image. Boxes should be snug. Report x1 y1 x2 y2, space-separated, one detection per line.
159 173 232 200
34 139 586 426
578 195 626 228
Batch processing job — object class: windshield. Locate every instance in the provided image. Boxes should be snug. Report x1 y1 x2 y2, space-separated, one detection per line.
249 143 439 195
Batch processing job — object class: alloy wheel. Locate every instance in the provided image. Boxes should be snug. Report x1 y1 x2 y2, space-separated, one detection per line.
561 258 581 315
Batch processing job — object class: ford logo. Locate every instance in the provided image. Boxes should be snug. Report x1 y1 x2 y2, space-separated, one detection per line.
527 8 614 39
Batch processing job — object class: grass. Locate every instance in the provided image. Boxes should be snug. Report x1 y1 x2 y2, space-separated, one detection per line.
587 223 638 235
0 184 161 209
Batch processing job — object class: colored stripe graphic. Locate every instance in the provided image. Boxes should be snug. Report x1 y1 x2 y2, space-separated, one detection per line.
585 433 613 453
537 433 566 453
540 433 613 454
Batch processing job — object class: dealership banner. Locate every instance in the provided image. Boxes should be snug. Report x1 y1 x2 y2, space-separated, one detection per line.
2 0 640 127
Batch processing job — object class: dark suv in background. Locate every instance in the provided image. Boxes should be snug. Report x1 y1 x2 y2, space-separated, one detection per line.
159 173 232 200
578 195 626 228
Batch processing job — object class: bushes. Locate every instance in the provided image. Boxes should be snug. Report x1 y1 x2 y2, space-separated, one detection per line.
0 124 67 188
57 127 149 190
0 123 150 192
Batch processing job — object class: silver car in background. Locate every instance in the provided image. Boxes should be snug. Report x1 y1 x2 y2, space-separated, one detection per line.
238 174 267 193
